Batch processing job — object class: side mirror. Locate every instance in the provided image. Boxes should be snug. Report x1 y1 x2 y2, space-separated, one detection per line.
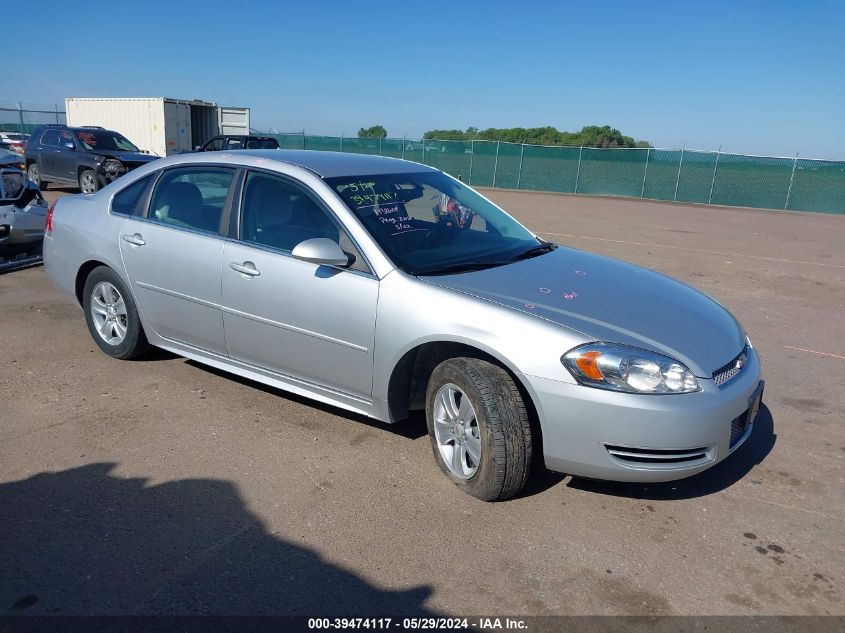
63 142 75 150
194 145 202 151
291 238 350 267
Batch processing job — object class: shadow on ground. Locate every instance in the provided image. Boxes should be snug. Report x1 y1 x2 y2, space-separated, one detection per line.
0 463 436 615
567 404 776 500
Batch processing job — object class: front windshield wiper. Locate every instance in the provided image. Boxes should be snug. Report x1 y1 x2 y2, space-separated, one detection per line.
510 241 557 262
414 260 509 276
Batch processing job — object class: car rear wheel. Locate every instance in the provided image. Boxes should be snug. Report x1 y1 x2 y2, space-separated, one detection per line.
79 169 99 194
27 163 48 190
82 266 149 359
426 357 533 501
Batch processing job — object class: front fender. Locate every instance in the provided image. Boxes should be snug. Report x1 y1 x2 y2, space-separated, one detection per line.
371 272 585 420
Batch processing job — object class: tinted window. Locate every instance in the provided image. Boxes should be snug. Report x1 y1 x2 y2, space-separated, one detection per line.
240 172 368 272
149 168 234 234
41 130 60 146
203 138 224 151
225 138 244 150
245 137 279 149
112 175 152 215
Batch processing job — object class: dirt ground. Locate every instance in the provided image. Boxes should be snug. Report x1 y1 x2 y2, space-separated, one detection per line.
1 187 843 616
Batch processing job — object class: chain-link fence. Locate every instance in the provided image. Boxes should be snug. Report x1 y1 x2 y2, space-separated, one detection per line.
0 102 66 135
3 103 841 214
271 133 844 214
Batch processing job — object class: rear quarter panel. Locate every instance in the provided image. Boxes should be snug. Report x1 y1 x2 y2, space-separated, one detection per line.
44 190 128 304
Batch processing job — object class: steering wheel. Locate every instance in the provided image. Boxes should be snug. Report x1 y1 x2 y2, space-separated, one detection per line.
420 216 460 250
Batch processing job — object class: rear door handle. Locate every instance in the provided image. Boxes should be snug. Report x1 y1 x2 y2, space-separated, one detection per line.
229 261 260 277
121 233 145 246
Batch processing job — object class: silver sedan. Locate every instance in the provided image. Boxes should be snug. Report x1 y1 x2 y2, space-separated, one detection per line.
43 150 764 500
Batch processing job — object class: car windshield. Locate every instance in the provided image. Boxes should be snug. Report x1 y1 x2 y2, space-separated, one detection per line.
75 130 140 152
325 171 543 275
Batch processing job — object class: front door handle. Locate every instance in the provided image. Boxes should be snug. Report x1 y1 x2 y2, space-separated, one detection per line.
229 261 261 277
122 233 146 246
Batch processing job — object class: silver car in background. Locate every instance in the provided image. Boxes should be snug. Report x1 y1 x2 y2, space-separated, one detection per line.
43 150 764 501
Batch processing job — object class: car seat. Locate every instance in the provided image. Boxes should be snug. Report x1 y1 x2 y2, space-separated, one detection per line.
153 181 215 231
243 177 294 248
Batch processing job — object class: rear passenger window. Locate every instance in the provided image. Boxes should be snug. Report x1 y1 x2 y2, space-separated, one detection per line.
41 130 60 146
148 168 234 234
112 175 152 215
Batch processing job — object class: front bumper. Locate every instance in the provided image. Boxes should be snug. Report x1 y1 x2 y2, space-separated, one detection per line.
97 160 152 186
0 201 46 253
526 347 764 482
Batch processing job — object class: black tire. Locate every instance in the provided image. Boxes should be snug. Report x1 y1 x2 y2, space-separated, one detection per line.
27 162 48 190
426 357 533 501
79 169 99 194
82 266 149 359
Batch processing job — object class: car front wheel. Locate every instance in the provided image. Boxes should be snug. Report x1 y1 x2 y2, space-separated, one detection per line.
426 357 533 501
82 266 149 359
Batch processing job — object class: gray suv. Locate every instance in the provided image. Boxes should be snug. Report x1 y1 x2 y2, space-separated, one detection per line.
25 125 158 193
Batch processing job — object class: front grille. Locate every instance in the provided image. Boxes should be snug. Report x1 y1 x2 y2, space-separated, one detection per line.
713 345 748 387
605 444 713 467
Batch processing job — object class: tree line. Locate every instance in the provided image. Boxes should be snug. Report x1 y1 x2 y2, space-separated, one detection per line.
358 125 652 147
358 124 650 148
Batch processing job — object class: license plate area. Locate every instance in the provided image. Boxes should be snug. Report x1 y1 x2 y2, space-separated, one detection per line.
747 380 764 425
730 380 764 449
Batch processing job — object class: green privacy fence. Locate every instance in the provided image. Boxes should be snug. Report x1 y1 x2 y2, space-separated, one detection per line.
271 133 845 214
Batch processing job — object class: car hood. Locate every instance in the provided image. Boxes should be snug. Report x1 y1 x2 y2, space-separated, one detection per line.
93 150 157 163
420 247 745 377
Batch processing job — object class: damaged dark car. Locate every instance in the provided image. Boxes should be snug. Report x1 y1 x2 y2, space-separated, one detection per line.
1 149 48 259
25 124 158 194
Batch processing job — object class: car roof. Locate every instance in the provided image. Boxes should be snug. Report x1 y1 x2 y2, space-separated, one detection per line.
33 124 111 133
223 149 439 178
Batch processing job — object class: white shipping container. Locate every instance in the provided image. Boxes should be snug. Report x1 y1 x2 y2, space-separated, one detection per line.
64 98 250 157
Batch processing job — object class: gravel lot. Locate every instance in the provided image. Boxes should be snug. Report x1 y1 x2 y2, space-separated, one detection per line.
1 187 843 616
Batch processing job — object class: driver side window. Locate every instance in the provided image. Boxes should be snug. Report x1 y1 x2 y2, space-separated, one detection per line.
58 130 75 149
240 171 369 273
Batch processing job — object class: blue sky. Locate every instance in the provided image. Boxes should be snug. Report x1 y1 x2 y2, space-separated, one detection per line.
8 0 845 158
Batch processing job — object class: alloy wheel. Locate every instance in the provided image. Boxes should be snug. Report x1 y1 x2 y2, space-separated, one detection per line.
432 383 481 479
80 172 98 194
90 282 128 345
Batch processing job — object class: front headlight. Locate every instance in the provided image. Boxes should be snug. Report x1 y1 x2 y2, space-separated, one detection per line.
562 342 701 394
102 158 125 176
0 169 24 200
